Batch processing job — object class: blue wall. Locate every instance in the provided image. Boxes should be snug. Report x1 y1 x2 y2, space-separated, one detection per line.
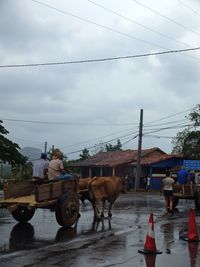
150 177 163 190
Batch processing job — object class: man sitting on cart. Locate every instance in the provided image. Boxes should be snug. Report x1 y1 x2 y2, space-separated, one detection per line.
32 153 49 183
48 149 73 180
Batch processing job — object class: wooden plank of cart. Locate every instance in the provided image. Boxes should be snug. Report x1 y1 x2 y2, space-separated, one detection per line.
173 183 200 210
0 178 80 227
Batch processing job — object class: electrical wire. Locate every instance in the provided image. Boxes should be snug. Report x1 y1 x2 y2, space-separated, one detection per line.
30 0 169 51
1 46 200 69
144 121 192 132
143 123 193 135
143 107 194 126
0 117 136 126
131 0 200 37
60 126 137 149
143 119 190 128
64 120 195 155
66 132 138 155
87 0 190 48
143 134 173 139
176 0 200 17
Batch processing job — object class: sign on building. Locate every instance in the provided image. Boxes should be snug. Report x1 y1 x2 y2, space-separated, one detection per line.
183 160 200 170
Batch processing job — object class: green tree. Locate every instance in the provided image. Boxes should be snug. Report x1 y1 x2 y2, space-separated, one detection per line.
172 128 190 155
105 139 122 152
79 148 90 160
188 104 200 126
11 162 33 181
172 105 200 159
0 120 26 166
182 131 200 159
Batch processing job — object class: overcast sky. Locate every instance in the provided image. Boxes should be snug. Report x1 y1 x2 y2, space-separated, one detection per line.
0 0 200 159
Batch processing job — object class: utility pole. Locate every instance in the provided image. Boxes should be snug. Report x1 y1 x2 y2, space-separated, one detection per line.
135 109 143 191
44 141 47 153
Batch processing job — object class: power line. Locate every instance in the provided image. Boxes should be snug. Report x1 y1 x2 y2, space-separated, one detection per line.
177 0 200 17
87 0 189 48
143 134 173 139
60 126 137 149
143 123 193 135
144 107 193 126
0 46 200 69
66 132 138 155
1 117 136 126
131 0 200 37
144 121 192 132
30 0 169 50
143 118 190 128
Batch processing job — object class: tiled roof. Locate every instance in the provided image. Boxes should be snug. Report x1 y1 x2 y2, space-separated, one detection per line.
133 154 182 166
71 147 171 167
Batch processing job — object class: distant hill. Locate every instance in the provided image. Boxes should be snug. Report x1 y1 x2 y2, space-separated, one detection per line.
20 147 42 162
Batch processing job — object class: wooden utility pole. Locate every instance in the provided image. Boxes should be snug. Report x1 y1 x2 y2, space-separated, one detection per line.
44 141 47 153
135 109 143 191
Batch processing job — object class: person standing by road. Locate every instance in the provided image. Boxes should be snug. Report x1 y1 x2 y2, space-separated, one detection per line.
146 175 151 191
32 153 49 182
162 171 175 214
143 177 147 191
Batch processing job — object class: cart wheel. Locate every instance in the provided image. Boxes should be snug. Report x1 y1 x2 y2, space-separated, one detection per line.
11 207 35 223
55 192 80 227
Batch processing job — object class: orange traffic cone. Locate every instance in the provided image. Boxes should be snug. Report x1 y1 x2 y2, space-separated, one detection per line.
182 209 199 242
144 254 157 267
188 242 199 267
138 213 162 254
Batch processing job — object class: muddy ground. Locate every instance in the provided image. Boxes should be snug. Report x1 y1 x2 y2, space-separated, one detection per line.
0 191 199 267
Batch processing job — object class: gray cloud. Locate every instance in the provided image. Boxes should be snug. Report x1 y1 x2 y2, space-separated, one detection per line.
0 0 199 158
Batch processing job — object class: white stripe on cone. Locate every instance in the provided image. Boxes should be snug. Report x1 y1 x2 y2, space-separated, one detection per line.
147 223 155 239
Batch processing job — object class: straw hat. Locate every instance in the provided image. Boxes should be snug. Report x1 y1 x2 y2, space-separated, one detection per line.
53 149 63 159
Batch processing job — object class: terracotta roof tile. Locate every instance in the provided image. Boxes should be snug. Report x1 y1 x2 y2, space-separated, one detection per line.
71 147 174 167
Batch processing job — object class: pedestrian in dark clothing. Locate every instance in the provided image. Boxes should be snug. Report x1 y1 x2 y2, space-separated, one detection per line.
143 177 147 191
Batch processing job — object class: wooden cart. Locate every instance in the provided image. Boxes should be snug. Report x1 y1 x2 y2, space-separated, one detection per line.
0 179 80 227
173 183 200 210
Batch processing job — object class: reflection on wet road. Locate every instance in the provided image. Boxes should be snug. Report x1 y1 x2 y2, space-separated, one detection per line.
0 192 199 266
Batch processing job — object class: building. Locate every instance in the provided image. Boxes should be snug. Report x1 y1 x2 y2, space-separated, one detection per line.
70 147 183 189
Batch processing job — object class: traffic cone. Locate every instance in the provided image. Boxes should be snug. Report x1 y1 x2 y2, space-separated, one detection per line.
138 213 162 254
144 254 157 267
182 209 199 242
188 242 199 267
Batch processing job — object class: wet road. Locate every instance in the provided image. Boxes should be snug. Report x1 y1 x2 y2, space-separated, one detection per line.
0 191 199 267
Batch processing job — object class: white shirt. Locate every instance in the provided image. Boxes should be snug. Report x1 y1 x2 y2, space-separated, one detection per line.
163 177 174 191
33 159 49 178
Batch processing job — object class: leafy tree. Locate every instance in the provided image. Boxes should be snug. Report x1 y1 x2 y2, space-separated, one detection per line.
182 131 200 159
11 162 33 181
105 139 122 152
172 128 190 155
172 105 200 158
92 139 122 154
79 148 90 160
0 120 26 166
188 104 200 126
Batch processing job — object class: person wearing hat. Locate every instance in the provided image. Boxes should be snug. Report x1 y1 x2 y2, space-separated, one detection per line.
48 149 66 180
48 149 74 180
32 153 49 182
